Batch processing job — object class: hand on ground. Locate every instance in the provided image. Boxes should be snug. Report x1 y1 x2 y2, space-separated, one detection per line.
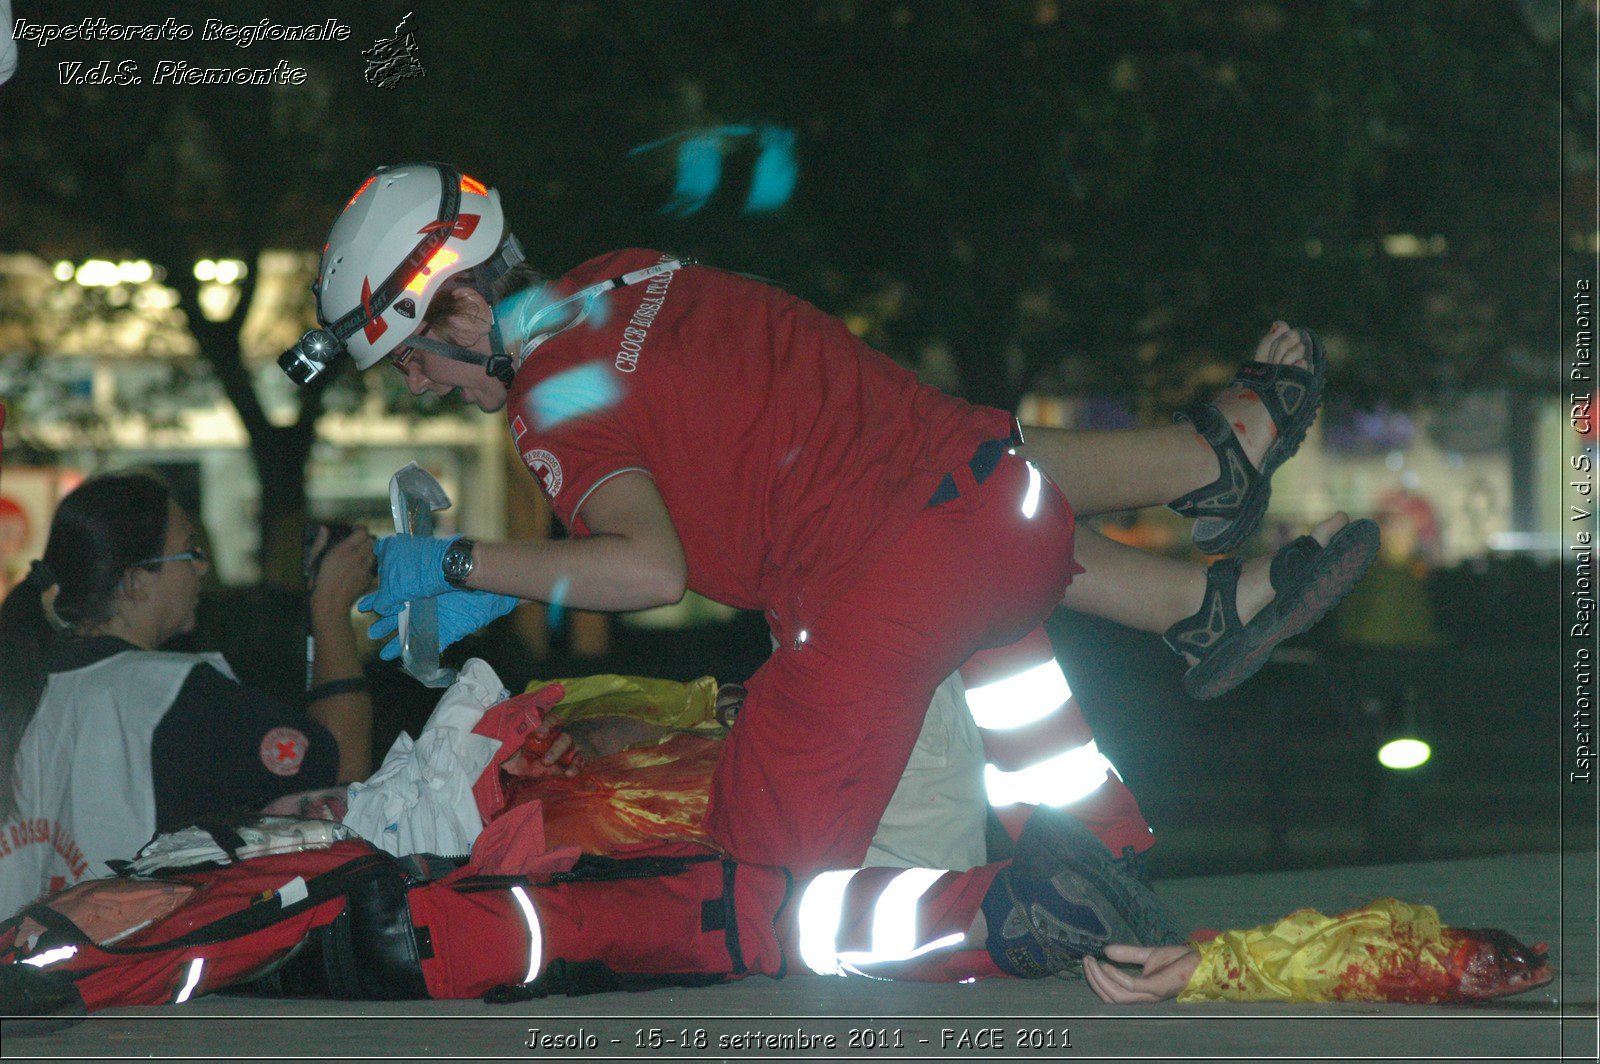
1084 944 1201 1004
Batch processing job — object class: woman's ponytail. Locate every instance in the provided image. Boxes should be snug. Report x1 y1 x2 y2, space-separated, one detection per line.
0 474 171 820
0 564 61 820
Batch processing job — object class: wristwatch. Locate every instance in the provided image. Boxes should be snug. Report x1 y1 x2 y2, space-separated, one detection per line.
441 537 477 588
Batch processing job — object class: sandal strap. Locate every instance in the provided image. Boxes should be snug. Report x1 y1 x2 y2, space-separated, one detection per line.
1166 403 1258 520
1166 348 1321 524
1232 357 1318 442
1162 557 1245 660
1270 533 1324 592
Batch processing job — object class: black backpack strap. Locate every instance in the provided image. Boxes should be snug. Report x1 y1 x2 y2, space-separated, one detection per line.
547 851 721 884
704 860 793 980
318 863 429 999
719 860 745 976
191 818 251 862
395 853 469 883
7 902 95 950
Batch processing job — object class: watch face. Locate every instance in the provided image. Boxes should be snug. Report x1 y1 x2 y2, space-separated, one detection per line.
444 539 475 584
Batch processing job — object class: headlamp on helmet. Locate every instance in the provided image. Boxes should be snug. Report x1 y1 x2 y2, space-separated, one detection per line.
278 327 343 386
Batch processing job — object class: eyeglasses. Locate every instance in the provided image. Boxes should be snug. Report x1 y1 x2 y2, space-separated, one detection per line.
136 546 209 569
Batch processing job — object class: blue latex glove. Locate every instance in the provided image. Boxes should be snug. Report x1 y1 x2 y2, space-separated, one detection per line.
356 534 459 619
366 586 520 661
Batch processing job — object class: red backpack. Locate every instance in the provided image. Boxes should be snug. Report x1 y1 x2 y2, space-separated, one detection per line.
3 829 793 1025
0 832 394 1022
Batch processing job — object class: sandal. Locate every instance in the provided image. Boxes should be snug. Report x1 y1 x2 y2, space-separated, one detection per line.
1167 327 1328 554
1165 517 1380 700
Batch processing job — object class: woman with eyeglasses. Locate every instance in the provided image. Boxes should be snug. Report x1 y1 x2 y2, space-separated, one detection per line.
0 472 376 918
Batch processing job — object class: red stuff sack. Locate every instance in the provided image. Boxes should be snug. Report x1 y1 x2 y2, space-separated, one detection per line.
410 842 794 1000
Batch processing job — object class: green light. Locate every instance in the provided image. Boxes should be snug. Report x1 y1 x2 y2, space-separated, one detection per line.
1378 738 1431 770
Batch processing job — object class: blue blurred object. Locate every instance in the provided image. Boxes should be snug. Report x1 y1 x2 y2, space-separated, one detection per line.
1321 401 1416 455
528 361 623 431
664 132 728 217
745 126 797 213
633 124 797 217
498 283 613 347
546 575 572 633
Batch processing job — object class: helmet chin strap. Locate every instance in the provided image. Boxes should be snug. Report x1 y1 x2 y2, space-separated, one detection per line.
403 234 529 386
407 335 508 382
473 234 525 385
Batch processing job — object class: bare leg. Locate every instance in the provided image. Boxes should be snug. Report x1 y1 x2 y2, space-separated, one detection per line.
1060 513 1351 655
1015 323 1308 517
1016 425 1220 520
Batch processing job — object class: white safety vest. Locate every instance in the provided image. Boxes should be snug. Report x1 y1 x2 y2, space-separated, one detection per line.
0 648 233 920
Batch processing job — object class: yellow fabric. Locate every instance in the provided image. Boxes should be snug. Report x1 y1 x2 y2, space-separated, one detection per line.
530 674 723 736
511 675 726 852
525 733 725 853
1180 898 1461 1003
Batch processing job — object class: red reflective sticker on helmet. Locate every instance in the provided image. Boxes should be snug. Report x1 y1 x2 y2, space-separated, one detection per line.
361 277 387 343
345 175 377 211
418 214 480 240
460 174 487 196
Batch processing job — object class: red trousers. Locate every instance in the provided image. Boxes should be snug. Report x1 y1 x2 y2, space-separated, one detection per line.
706 452 1149 875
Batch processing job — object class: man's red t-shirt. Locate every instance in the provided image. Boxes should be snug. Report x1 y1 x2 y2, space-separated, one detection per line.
505 249 1012 643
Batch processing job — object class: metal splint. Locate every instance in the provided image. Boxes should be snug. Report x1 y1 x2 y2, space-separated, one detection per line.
388 462 455 688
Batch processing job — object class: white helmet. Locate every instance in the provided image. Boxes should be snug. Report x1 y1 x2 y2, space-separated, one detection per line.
280 162 524 385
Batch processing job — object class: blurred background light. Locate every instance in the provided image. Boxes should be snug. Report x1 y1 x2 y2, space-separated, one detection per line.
198 283 242 322
73 260 120 287
213 259 247 285
1382 233 1448 258
1378 738 1431 771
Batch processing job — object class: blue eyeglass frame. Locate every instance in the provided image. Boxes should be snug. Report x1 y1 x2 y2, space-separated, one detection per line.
136 546 209 569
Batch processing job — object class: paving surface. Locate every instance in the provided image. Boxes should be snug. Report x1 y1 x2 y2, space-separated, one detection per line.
4 849 1594 1063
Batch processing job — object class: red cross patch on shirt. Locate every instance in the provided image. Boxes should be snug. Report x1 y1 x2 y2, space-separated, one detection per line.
260 727 309 777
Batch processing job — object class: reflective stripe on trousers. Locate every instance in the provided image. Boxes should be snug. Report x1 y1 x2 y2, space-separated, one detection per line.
961 629 1120 810
796 867 971 977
